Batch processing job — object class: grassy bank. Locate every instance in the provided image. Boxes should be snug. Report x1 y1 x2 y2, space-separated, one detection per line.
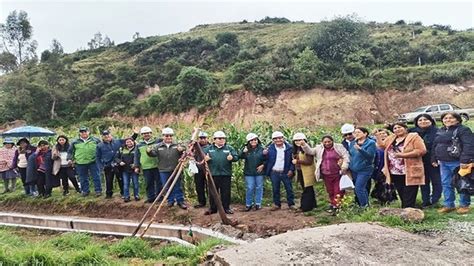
0 227 224 265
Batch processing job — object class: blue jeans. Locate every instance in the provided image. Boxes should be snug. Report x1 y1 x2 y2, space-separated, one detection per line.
160 171 184 204
421 162 442 206
352 170 372 207
245 175 263 207
143 168 161 201
440 161 471 208
76 163 101 193
270 171 295 207
123 171 139 199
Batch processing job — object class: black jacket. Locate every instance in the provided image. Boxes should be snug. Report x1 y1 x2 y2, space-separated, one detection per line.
432 124 474 164
410 125 438 164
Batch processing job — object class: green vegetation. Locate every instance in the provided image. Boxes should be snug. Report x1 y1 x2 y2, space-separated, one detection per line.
0 228 225 265
0 13 473 126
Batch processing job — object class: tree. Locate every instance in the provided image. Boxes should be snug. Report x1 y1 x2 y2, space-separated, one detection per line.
87 32 114 49
0 10 38 71
293 47 323 89
311 16 369 65
216 32 239 47
175 67 219 111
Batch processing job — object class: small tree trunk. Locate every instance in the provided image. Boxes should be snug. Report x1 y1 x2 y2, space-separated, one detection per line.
50 97 56 119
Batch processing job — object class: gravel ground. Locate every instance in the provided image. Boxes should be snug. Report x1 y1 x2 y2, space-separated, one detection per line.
213 222 474 265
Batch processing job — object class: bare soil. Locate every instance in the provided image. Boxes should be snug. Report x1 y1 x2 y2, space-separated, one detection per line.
120 81 474 128
0 197 315 237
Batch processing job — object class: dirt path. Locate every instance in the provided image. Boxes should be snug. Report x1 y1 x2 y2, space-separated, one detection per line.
0 198 315 238
214 222 474 265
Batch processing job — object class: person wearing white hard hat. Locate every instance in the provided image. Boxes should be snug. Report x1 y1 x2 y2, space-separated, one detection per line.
264 131 297 211
147 127 187 209
302 135 350 213
203 131 239 215
240 133 265 211
134 126 162 203
291 133 317 212
193 131 210 208
340 123 355 151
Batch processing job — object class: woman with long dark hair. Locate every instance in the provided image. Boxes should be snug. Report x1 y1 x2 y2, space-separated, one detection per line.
13 138 36 195
410 114 441 208
302 135 350 213
376 122 426 208
292 133 317 212
433 112 474 214
349 127 376 208
240 133 266 211
51 135 81 195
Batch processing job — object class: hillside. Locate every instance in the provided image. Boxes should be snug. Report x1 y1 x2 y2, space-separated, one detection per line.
0 18 473 126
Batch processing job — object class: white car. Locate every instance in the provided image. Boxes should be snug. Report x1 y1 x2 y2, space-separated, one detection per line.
398 104 472 123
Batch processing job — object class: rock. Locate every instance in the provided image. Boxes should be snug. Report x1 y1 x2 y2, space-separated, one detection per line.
206 251 214 260
379 207 424 223
400 208 424 223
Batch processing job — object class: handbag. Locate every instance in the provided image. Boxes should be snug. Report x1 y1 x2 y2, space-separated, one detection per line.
447 128 462 158
339 174 355 190
453 166 474 195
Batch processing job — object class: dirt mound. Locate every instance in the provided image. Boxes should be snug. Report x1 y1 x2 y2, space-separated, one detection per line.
128 81 474 128
214 222 474 265
0 199 314 237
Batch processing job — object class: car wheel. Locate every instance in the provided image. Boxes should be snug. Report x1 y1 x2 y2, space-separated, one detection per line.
461 114 469 122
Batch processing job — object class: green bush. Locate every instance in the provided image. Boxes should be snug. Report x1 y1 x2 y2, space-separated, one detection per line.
430 67 473 83
70 245 107 265
110 237 156 259
15 247 56 266
49 232 92 250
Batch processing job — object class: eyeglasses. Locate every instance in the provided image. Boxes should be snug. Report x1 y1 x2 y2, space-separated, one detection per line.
343 133 352 137
214 137 225 140
199 136 207 139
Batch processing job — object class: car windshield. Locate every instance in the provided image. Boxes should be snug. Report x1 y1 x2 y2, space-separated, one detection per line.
413 106 427 112
451 104 461 110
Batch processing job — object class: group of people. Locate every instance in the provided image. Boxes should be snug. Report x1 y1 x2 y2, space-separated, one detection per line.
0 111 472 215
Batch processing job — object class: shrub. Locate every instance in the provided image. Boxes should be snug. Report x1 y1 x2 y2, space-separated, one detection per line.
70 245 107 265
49 232 92 250
430 67 473 83
110 237 156 259
257 16 291 24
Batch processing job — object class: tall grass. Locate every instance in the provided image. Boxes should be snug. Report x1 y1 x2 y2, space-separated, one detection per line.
0 228 226 265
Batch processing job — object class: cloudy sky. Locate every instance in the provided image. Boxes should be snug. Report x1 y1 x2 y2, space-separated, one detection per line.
0 0 472 53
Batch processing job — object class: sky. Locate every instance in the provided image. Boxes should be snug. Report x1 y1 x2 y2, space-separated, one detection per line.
0 0 473 54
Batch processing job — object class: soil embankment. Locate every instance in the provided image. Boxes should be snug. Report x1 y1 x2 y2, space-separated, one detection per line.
129 81 474 127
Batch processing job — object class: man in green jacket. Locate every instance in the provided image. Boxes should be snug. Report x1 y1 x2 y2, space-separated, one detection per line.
67 127 101 197
147 127 187 209
203 131 239 215
133 126 161 203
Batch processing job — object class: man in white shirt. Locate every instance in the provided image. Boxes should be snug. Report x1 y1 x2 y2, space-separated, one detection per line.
264 131 296 211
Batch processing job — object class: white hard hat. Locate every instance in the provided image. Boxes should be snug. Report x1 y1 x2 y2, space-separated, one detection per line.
341 123 355 134
140 126 153 134
246 133 258 142
198 131 208 137
292 133 306 141
271 131 284 139
162 127 174 135
213 131 226 138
